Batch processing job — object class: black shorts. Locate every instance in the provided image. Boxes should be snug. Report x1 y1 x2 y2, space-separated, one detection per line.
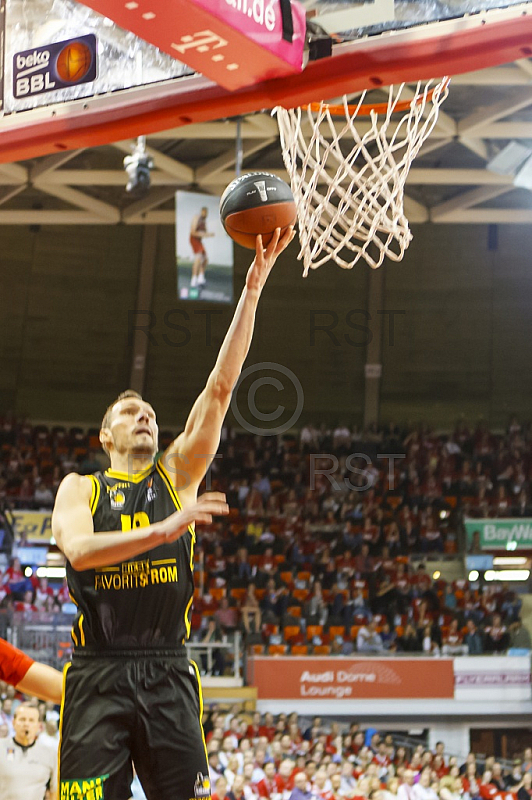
59 649 211 800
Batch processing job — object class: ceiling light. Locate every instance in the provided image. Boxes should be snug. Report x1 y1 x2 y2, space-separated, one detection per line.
487 141 532 176
493 556 528 566
468 570 479 581
36 566 66 579
484 569 530 582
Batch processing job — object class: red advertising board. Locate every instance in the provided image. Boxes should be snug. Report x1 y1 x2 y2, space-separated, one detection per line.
249 658 455 700
79 0 307 91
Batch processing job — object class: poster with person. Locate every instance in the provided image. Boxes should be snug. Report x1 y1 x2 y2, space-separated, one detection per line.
176 191 234 303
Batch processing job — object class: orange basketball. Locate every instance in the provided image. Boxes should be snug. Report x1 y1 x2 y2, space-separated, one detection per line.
56 41 92 83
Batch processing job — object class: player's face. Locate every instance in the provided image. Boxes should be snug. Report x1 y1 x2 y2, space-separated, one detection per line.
106 399 159 457
13 707 40 745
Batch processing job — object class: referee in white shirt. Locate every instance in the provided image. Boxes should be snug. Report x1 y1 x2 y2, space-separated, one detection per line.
0 703 57 800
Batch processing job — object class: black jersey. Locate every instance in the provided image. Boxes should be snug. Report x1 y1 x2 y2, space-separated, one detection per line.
66 461 195 652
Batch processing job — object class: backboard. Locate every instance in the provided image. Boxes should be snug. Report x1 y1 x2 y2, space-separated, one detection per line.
0 0 532 162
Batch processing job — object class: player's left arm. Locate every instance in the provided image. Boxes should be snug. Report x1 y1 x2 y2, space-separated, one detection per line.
162 226 295 491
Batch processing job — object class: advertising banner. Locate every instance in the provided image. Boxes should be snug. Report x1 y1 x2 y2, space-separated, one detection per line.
249 657 455 700
464 518 532 550
454 655 531 702
11 510 52 542
176 190 234 303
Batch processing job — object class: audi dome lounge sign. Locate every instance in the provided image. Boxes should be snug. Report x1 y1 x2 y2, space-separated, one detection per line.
248 658 454 700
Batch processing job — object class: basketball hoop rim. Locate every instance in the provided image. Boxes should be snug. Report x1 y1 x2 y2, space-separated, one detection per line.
301 77 450 117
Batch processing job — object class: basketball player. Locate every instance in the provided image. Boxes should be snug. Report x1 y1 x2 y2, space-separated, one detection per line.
51 228 295 800
190 206 214 288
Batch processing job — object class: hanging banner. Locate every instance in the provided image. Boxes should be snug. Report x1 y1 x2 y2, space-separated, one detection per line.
465 518 532 550
176 190 234 303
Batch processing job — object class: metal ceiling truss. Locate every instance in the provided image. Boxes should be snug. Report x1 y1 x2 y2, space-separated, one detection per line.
3 61 532 226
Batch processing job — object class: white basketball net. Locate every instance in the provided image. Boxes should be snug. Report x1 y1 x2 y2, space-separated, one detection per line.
274 78 449 274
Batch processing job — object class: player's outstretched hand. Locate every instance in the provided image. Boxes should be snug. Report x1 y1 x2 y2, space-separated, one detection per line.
158 492 229 542
246 226 296 293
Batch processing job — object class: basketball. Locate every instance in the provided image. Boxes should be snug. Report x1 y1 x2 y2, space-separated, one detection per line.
56 41 92 83
220 172 296 249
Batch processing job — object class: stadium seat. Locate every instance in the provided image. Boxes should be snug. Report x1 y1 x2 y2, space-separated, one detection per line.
306 625 323 641
283 625 301 643
313 645 331 655
287 606 302 617
291 644 308 655
268 644 287 655
329 625 345 639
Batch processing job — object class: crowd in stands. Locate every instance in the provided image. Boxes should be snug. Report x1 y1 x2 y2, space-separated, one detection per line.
1 690 531 800
197 708 532 800
1 415 532 659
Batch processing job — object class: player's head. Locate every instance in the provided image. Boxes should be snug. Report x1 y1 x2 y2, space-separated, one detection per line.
13 703 40 746
100 390 159 460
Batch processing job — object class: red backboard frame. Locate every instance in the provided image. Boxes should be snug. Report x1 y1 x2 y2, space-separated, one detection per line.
0 3 531 163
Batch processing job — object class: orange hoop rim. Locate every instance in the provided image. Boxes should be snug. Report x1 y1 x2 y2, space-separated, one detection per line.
302 77 450 117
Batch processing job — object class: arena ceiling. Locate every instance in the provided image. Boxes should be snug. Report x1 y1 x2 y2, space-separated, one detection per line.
1 61 532 226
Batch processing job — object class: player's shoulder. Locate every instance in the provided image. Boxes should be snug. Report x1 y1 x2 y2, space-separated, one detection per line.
56 471 94 501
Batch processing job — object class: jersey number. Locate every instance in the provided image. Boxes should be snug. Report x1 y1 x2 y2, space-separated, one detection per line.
121 512 150 531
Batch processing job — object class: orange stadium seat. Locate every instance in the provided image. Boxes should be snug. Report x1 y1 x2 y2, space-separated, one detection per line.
268 644 287 655
306 625 323 641
283 625 301 642
329 626 345 639
210 587 225 602
291 645 308 655
293 589 309 602
230 588 247 602
251 644 264 655
287 606 302 618
280 571 294 585
313 645 331 655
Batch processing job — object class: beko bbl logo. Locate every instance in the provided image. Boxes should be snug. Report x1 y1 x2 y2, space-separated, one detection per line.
13 34 97 99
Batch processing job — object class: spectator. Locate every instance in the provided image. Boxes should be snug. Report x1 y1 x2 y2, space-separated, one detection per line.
517 773 532 800
412 768 439 800
290 772 313 800
484 614 510 653
357 620 384 654
215 596 239 633
464 620 484 655
398 624 421 653
509 619 532 650
241 584 262 636
442 620 468 656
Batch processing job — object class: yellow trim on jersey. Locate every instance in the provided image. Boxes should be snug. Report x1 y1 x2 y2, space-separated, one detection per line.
157 460 196 641
184 595 193 641
70 627 78 647
57 662 72 792
88 474 101 516
78 614 86 647
190 659 209 768
105 464 153 483
156 461 196 540
151 558 176 566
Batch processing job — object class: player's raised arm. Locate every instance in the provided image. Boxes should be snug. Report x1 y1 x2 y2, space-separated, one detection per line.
162 226 295 491
53 473 228 570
